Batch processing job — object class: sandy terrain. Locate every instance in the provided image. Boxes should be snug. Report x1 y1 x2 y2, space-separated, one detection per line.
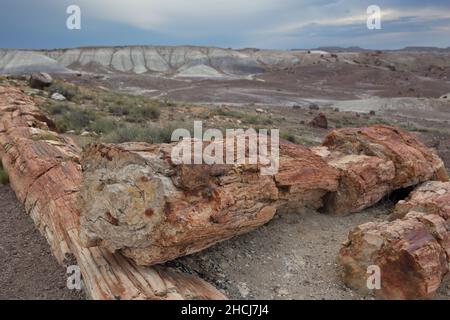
0 186 85 300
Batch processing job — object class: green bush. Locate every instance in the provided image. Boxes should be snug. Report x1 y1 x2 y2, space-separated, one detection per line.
48 104 97 133
104 124 176 144
43 103 71 115
89 118 117 134
281 132 297 143
126 105 161 122
108 104 130 116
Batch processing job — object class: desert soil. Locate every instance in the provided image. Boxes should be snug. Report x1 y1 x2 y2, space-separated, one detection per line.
0 185 85 300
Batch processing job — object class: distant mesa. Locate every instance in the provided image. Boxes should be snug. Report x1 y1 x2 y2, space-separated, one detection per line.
0 46 302 78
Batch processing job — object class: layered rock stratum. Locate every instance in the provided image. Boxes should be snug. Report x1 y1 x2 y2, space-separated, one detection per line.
0 46 302 77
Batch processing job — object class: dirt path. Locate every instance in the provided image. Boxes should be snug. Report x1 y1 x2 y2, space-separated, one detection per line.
0 185 85 300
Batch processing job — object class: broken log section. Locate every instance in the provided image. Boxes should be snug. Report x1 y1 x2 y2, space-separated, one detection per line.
0 85 226 300
339 181 450 300
317 125 448 215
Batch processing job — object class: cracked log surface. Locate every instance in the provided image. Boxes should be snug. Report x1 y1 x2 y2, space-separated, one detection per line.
0 85 226 300
318 125 448 215
339 181 450 300
79 140 340 266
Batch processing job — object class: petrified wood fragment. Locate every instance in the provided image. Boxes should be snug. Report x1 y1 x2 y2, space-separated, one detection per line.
339 181 450 300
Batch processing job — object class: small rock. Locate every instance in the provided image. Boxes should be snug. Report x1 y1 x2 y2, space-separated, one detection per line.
256 108 265 114
51 93 67 101
439 93 450 100
237 283 250 298
309 103 320 111
309 113 328 129
292 105 301 110
277 288 289 296
29 72 53 90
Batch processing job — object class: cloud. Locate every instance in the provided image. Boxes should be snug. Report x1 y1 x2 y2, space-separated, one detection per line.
1 0 450 49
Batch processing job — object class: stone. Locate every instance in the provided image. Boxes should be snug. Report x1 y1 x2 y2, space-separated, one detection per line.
51 92 66 101
309 113 328 129
29 72 53 90
309 103 320 111
439 93 450 100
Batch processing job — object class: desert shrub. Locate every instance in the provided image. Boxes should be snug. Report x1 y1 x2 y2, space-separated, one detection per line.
89 118 117 134
43 102 71 115
108 104 130 116
0 163 9 185
126 104 161 122
281 132 297 143
104 123 183 144
48 104 97 133
48 81 79 101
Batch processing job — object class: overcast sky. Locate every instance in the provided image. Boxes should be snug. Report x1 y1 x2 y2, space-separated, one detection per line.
1 0 449 50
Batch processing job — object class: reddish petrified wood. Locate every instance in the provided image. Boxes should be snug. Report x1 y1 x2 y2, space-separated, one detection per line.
317 125 448 215
339 181 450 300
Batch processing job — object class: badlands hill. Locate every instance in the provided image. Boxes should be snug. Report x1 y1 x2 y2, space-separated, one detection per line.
0 46 304 77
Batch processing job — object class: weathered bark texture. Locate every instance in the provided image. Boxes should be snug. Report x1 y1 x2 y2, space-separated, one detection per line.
313 147 396 215
393 181 450 221
0 85 226 300
319 125 448 215
339 181 450 300
79 140 340 266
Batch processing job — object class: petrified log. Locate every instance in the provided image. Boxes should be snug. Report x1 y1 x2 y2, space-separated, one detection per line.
319 125 448 215
0 85 226 300
339 181 450 300
79 140 339 266
393 181 450 220
313 147 396 215
323 125 448 187
339 213 449 299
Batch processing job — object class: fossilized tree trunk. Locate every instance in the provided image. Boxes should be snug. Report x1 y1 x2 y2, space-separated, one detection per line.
338 181 450 300
0 85 226 300
79 140 340 266
316 125 448 215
